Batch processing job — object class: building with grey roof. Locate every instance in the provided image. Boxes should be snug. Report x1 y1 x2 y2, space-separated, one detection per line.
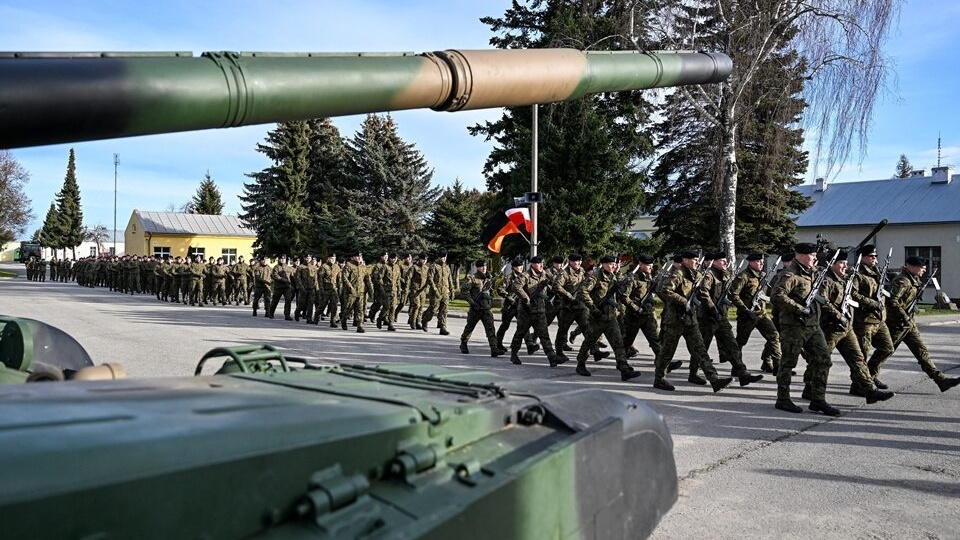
124 210 256 262
792 165 960 298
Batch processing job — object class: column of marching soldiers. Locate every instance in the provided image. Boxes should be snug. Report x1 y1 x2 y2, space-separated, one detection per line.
27 240 960 415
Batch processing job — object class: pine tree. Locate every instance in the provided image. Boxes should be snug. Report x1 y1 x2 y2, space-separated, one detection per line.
473 0 652 257
191 170 225 215
340 114 439 255
40 202 62 251
54 148 84 258
240 121 312 257
423 180 486 267
894 154 912 178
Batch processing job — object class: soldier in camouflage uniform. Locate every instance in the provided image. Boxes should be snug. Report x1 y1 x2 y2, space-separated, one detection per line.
544 256 565 327
813 253 895 403
459 260 505 357
696 252 763 387
339 252 368 333
507 256 566 367
187 255 206 306
295 255 318 323
421 251 454 335
377 254 402 331
573 255 640 381
210 257 228 305
405 253 430 330
621 254 663 360
870 256 960 392
850 244 894 389
729 253 782 373
232 256 250 305
251 256 273 317
653 250 733 393
394 253 413 321
553 253 606 361
770 243 840 416
269 256 294 320
315 253 341 326
366 252 389 324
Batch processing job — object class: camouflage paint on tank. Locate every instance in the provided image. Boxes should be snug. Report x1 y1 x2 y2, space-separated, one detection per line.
0 48 731 149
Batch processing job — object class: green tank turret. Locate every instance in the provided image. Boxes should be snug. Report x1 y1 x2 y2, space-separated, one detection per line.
0 321 677 540
0 48 731 148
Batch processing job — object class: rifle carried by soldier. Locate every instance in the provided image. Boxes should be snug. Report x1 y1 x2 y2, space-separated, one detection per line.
715 258 747 315
637 261 672 315
597 259 643 311
873 247 894 317
799 249 841 322
905 268 939 320
749 256 782 312
682 252 710 320
838 255 863 328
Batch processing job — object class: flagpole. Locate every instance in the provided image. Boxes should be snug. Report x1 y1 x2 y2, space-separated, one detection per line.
530 104 538 258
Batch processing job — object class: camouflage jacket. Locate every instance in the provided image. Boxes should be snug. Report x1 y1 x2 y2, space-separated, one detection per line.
852 263 886 324
577 268 622 320
772 260 820 328
460 271 493 311
271 263 293 289
340 260 367 298
886 269 923 327
728 266 764 315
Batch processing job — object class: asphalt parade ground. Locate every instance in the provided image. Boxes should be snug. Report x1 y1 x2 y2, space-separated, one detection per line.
1 266 958 539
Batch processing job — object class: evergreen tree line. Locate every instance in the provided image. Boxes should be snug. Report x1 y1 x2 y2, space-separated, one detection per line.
37 148 85 259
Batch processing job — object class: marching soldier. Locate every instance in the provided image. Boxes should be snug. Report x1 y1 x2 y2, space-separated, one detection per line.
405 253 430 330
232 256 250 305
621 254 662 360
496 259 539 354
187 255 205 306
696 252 763 387
210 257 228 305
295 255 318 323
653 250 733 393
870 256 960 392
251 256 273 317
508 255 566 367
729 253 782 373
458 260 504 357
770 243 839 416
574 255 641 381
340 252 367 333
850 244 894 389
553 254 605 359
377 253 402 331
421 251 454 335
269 256 294 320
367 251 389 324
315 253 341 326
813 252 895 403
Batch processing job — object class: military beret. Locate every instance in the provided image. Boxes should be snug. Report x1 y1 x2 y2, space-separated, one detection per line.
835 250 849 261
781 253 795 262
637 254 655 264
905 256 927 266
551 255 565 264
795 243 818 254
568 253 583 261
746 253 764 261
672 254 684 263
530 255 544 263
856 244 877 257
436 251 448 258
475 259 487 267
511 257 525 267
679 250 699 259
389 252 398 258
599 255 617 264
708 251 727 260
418 252 429 259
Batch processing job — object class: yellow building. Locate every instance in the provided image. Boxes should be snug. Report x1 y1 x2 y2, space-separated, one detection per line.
124 211 256 263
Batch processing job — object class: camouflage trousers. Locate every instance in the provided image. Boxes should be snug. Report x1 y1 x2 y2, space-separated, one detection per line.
854 322 894 373
877 321 945 381
736 314 782 367
555 305 595 355
211 279 227 305
298 288 316 322
461 308 498 350
510 306 555 357
188 278 203 305
812 324 876 391
654 314 719 382
623 311 661 358
698 316 748 377
406 293 425 329
269 286 294 319
316 288 338 324
234 277 250 304
422 294 450 331
340 294 364 329
497 301 536 349
778 324 831 401
252 286 272 314
576 314 631 373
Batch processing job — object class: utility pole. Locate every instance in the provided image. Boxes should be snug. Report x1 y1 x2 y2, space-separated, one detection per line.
113 153 119 255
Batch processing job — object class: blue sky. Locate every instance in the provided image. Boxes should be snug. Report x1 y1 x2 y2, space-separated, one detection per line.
3 0 958 237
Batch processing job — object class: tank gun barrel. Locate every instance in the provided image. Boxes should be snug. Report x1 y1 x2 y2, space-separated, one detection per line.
0 48 731 149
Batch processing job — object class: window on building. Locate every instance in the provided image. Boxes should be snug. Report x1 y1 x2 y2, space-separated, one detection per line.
154 246 171 260
189 247 206 259
221 248 238 264
904 246 941 286
89 247 98 257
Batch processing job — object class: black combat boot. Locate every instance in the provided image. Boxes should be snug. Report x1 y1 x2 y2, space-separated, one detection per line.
667 360 683 373
439 328 450 336
848 384 867 397
548 354 568 367
775 399 803 413
936 376 960 392
252 310 257 317
865 388 895 403
620 369 642 382
738 373 764 386
526 343 540 355
710 376 734 393
801 385 812 401
490 347 503 358
626 347 639 359
809 400 841 416
459 342 470 354
575 363 591 377
653 379 676 391
509 351 522 365
687 373 707 385
592 350 610 362
760 362 774 373
873 377 888 389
